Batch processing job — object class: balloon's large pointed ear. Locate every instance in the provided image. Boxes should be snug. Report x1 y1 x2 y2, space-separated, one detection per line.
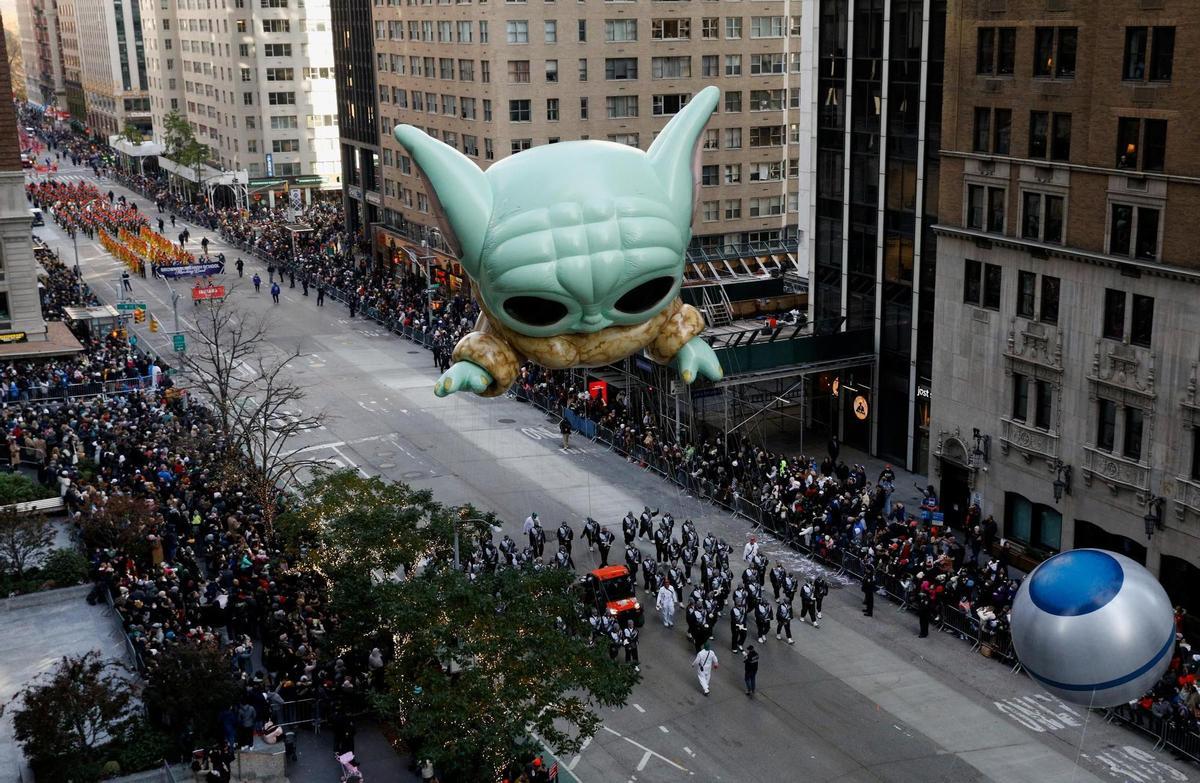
394 125 492 276
646 86 721 231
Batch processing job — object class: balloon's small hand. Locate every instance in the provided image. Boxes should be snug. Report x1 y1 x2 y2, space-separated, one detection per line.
671 338 723 385
434 361 493 397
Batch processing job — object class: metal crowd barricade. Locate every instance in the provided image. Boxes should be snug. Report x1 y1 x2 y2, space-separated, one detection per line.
1162 722 1200 763
103 588 148 673
840 552 864 579
276 698 322 734
938 605 981 650
874 572 908 609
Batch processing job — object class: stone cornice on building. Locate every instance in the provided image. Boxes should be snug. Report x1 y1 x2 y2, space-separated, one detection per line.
933 224 1200 285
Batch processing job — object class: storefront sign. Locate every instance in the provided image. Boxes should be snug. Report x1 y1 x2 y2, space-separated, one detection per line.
365 190 382 206
852 394 870 421
347 185 363 200
0 332 27 344
588 380 608 405
917 384 931 400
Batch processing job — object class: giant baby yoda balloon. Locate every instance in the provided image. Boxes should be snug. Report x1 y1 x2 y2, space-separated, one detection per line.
394 85 724 398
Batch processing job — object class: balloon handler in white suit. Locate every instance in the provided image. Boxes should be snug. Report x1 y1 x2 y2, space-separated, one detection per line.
656 581 677 628
693 642 719 696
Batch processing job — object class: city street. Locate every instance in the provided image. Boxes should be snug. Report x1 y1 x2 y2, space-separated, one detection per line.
30 163 1195 783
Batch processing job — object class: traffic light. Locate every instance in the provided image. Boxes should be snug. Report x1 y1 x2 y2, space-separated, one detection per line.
149 317 159 333
134 308 145 324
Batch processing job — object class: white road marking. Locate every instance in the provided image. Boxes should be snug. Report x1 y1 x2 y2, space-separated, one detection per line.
993 694 1082 733
600 727 688 773
682 747 695 758
567 737 592 771
636 751 652 771
1082 746 1189 782
292 440 346 454
330 445 370 478
658 726 669 734
632 704 645 713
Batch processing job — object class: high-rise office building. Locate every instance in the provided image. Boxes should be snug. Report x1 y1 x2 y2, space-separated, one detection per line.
75 0 152 136
331 0 380 232
15 0 66 108
55 0 87 123
140 0 342 199
335 0 816 268
808 0 947 472
929 1 1200 600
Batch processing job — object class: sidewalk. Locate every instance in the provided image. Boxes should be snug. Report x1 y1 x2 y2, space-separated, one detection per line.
285 721 421 783
761 426 931 511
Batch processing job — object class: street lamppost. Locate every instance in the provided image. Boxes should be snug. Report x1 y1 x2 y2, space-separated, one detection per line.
1143 495 1165 539
971 427 991 468
71 228 83 303
1052 458 1072 503
404 235 440 343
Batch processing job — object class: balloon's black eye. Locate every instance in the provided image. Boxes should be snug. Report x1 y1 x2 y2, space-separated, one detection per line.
502 296 569 327
614 276 675 315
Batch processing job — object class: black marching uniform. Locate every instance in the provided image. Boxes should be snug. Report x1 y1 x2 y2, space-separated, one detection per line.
730 605 748 652
622 513 638 545
754 599 773 644
776 600 794 643
597 528 615 567
529 522 546 559
583 518 600 551
557 522 574 558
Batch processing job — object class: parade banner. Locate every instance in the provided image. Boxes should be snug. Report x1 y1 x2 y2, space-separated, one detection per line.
192 284 226 301
160 262 224 278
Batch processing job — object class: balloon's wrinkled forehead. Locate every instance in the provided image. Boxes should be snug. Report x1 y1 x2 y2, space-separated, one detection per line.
484 140 662 208
481 196 686 277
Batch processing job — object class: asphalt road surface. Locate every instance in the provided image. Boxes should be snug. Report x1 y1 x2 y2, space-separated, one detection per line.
28 164 1196 783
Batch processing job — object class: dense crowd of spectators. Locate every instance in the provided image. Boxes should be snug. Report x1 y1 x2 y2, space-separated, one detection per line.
15 213 377 765
37 248 101 319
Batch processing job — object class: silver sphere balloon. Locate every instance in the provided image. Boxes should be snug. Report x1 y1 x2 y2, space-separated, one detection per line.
1010 549 1175 707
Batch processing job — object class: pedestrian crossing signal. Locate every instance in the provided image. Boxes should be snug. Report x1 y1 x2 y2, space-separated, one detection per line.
149 317 159 333
133 309 146 324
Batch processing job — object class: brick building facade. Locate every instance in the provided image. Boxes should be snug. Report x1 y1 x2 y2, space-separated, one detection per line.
929 0 1200 608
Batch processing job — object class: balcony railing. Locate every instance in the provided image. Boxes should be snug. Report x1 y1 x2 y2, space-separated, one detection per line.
1081 445 1150 497
1172 474 1200 524
999 417 1059 463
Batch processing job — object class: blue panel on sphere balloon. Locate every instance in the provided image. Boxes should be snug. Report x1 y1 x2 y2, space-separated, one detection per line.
1028 549 1123 616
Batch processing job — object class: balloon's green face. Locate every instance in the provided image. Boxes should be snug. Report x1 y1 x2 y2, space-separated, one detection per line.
394 87 721 338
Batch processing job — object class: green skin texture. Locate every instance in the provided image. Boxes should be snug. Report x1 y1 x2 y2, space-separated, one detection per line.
394 85 725 397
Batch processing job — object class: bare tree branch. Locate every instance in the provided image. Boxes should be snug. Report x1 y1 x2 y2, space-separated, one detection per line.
173 293 332 533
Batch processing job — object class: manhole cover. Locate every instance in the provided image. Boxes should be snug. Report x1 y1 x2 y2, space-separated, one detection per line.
498 418 516 424
402 471 425 480
378 462 396 469
407 351 420 354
